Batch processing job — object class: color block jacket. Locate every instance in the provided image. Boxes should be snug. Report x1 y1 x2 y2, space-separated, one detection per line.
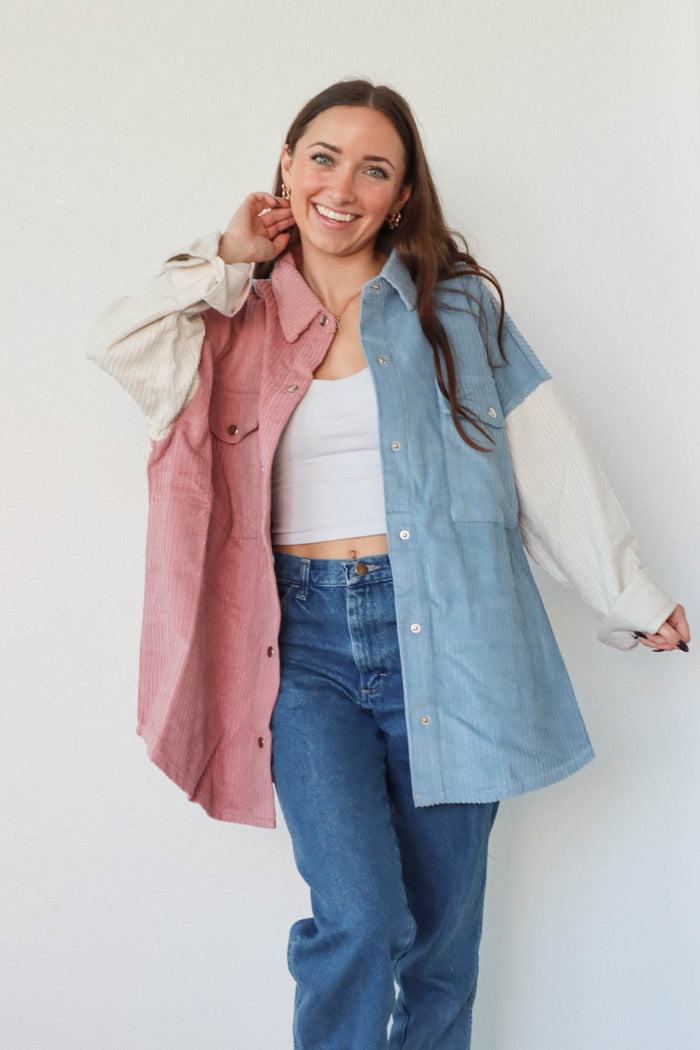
87 232 676 827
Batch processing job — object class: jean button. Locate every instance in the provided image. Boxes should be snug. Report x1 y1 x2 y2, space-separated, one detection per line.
354 562 369 576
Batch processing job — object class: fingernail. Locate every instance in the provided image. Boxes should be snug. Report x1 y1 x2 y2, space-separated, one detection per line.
677 640 689 652
652 648 666 652
632 631 647 639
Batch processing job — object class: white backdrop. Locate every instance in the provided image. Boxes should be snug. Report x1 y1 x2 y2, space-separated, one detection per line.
3 2 700 1047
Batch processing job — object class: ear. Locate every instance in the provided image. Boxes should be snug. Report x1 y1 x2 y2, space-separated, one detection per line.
392 184 412 213
280 144 293 182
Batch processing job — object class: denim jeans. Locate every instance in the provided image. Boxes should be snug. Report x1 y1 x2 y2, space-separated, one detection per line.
270 550 498 1050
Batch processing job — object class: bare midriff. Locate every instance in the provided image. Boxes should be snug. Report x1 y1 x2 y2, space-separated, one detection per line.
273 534 389 560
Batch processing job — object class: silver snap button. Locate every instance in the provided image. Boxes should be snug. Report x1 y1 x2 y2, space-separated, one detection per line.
286 384 298 392
227 424 239 436
399 529 410 540
377 356 387 365
410 623 421 633
391 441 400 450
420 716 430 725
488 407 498 418
319 315 329 326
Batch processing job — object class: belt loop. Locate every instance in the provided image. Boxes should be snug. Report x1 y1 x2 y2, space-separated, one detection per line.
298 557 310 601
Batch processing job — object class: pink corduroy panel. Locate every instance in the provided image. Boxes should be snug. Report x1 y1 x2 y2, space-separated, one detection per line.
136 256 337 826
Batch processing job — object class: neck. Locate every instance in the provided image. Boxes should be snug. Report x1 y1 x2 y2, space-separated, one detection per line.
300 243 388 314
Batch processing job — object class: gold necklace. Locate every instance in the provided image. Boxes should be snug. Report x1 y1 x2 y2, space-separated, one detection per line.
329 289 364 332
305 278 366 332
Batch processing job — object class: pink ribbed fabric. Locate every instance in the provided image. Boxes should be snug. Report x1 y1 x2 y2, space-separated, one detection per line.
138 254 337 826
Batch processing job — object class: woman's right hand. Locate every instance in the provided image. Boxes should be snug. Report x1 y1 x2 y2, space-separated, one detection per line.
218 192 295 265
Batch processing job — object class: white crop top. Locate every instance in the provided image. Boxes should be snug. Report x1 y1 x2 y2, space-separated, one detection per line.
270 367 388 544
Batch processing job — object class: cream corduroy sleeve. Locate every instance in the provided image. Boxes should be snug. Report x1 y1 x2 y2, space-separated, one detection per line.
505 379 676 650
86 231 251 439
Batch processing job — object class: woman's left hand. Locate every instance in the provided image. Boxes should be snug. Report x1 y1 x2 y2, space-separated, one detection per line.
634 603 691 652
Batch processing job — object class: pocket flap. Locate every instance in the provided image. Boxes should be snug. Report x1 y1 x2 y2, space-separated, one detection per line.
209 387 260 444
461 376 505 429
440 375 505 430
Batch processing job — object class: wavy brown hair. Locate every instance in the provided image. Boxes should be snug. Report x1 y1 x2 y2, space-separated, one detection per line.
254 78 507 451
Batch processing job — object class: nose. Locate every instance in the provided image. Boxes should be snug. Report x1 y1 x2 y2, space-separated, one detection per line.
327 166 356 205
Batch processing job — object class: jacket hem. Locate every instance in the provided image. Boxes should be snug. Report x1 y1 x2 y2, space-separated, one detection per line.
412 746 595 806
136 726 277 829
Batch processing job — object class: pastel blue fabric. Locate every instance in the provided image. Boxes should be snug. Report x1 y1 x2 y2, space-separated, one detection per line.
340 252 595 805
271 550 498 1050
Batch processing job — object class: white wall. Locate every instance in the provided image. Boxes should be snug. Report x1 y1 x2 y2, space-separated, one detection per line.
3 1 699 1047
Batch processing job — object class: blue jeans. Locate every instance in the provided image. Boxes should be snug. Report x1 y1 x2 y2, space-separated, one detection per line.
271 551 498 1050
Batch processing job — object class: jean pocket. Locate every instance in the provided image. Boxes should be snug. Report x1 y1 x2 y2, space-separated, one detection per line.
276 578 300 614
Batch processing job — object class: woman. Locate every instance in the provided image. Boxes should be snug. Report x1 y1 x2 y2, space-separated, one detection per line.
88 79 690 1050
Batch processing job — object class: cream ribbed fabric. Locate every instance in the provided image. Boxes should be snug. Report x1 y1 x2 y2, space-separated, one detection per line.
87 231 251 439
505 380 675 648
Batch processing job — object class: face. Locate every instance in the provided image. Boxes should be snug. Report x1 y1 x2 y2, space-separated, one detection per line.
280 106 411 264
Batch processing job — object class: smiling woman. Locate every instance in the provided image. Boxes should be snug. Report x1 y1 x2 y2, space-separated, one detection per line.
278 106 411 267
87 77 689 1050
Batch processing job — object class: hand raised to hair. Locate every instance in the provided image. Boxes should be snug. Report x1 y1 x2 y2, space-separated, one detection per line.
634 603 691 652
218 192 295 265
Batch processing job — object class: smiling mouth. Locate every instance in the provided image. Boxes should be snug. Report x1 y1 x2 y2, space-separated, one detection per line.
313 203 358 224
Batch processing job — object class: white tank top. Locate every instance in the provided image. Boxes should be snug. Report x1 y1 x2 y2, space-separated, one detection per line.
270 367 387 544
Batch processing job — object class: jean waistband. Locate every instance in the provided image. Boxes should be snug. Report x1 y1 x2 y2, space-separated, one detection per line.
273 549 393 587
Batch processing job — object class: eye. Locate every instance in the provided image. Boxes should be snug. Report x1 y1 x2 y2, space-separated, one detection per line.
366 166 389 180
310 152 333 166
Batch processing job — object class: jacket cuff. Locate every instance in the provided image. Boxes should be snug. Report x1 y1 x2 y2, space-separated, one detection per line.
596 567 677 651
164 230 252 316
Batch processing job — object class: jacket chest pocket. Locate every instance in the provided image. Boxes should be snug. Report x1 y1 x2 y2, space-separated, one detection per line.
437 375 519 527
209 387 261 538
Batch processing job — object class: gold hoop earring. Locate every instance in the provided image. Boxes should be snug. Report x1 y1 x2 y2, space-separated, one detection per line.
387 210 402 230
281 183 292 201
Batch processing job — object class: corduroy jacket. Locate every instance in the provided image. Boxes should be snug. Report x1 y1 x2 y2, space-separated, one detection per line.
87 233 676 827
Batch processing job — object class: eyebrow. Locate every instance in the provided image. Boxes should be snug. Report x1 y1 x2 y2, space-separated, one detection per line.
306 141 396 171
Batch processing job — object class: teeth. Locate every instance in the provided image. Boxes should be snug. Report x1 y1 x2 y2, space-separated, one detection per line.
315 204 355 223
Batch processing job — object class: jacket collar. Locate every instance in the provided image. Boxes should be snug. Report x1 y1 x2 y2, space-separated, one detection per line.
378 249 417 312
267 245 417 343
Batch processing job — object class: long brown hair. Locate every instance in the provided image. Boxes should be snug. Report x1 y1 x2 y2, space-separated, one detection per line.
254 79 507 451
